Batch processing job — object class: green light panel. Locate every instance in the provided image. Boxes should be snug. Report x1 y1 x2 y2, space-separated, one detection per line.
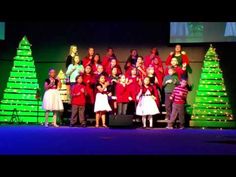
190 45 236 128
0 36 52 123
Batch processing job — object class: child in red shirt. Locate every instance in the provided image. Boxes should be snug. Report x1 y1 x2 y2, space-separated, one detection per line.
116 74 131 115
70 75 87 127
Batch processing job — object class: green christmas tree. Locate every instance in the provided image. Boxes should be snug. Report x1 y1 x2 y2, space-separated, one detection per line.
190 45 235 128
0 36 49 124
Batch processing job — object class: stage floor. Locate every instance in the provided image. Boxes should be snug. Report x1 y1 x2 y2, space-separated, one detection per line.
0 125 236 155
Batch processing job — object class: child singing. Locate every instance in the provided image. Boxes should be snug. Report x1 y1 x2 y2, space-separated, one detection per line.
94 74 112 127
136 77 159 128
70 75 87 127
116 74 131 115
167 79 188 129
42 68 64 127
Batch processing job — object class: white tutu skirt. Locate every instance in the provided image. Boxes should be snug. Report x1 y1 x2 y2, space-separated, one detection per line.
94 93 112 112
42 89 64 111
136 96 159 116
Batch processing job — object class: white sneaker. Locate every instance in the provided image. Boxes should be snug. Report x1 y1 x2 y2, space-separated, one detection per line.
166 126 173 129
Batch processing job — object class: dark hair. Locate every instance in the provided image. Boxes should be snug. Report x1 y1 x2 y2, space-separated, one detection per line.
75 74 83 81
137 56 144 60
97 74 106 82
84 64 93 74
151 47 159 56
72 55 82 65
107 47 113 51
48 68 55 72
168 66 176 71
91 53 101 65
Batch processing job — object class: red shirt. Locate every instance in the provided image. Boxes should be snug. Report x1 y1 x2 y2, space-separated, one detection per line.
127 76 141 101
166 52 190 66
71 84 86 106
105 64 122 76
83 74 95 104
139 85 160 107
145 55 163 68
102 56 110 69
116 82 130 103
82 56 92 67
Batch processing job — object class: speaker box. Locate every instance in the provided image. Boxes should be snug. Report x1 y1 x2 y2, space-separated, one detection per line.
109 115 134 128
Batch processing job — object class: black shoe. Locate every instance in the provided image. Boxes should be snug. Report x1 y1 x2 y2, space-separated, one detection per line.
69 124 76 127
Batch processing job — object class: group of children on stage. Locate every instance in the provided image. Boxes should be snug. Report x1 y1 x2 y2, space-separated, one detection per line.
42 44 191 129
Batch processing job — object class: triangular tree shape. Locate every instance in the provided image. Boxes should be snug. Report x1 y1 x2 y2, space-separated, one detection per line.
0 36 50 123
57 69 70 103
190 45 235 128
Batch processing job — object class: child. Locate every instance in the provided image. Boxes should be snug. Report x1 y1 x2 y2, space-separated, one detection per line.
116 74 130 115
162 66 179 120
146 65 160 107
70 75 87 127
83 65 95 118
136 56 146 80
91 53 102 73
82 47 95 67
94 75 112 127
167 79 188 129
165 57 186 80
105 57 122 76
108 67 119 115
66 55 84 85
136 77 159 128
42 68 64 127
126 67 141 114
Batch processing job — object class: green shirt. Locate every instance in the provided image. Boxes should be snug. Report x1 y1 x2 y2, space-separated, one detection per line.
162 74 179 93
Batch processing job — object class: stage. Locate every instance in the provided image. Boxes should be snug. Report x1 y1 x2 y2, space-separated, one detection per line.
0 125 236 155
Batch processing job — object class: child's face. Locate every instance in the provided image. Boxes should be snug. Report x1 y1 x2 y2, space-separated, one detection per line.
151 48 157 54
131 68 137 75
137 57 143 64
112 67 118 75
85 66 92 74
171 58 178 66
148 67 154 75
110 59 117 67
72 46 77 53
108 49 113 56
120 75 126 83
99 75 105 83
131 50 137 56
49 69 56 78
88 48 94 56
144 77 150 85
94 55 100 62
180 80 187 87
74 56 80 64
168 68 175 75
77 76 83 84
175 45 181 52
97 65 103 73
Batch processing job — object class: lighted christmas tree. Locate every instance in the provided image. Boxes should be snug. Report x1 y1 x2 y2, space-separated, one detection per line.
0 36 48 123
57 70 70 103
190 45 235 128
